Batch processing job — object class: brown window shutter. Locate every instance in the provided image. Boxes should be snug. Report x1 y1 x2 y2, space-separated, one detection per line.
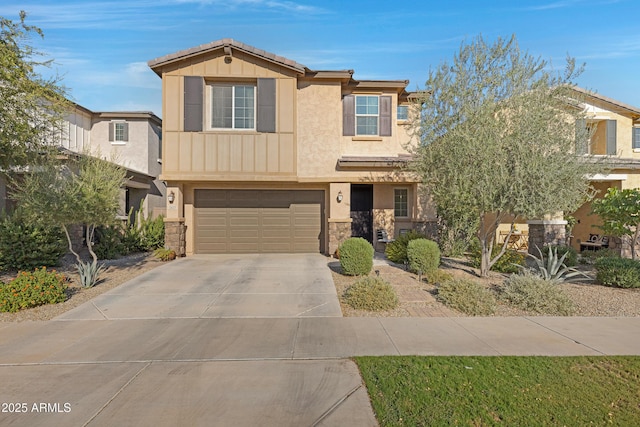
257 78 276 133
184 76 203 132
122 123 129 141
380 96 392 136
606 119 617 155
108 122 114 141
343 95 355 136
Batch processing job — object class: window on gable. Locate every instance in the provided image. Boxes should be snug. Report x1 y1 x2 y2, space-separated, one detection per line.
109 121 128 143
394 188 408 217
211 84 255 130
397 105 408 121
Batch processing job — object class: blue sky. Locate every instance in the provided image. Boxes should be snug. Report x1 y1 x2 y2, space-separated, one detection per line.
2 0 638 116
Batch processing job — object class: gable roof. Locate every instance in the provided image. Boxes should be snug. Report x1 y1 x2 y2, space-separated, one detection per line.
571 86 640 119
148 38 307 76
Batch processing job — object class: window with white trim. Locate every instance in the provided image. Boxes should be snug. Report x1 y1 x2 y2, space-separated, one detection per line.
397 105 408 121
394 188 408 217
356 95 379 136
109 121 128 144
210 84 255 129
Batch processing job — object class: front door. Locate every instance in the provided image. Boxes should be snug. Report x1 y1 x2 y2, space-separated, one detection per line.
350 184 373 244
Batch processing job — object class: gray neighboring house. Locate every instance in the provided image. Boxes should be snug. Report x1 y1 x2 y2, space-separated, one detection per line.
0 102 166 219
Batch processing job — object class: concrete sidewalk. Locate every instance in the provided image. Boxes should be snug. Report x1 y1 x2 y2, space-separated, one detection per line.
1 317 640 426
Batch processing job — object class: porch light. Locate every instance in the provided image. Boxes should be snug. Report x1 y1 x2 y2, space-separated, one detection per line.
168 191 175 204
337 191 343 203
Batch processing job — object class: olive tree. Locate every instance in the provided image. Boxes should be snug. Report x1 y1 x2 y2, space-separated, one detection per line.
12 153 126 286
0 11 68 170
409 35 602 276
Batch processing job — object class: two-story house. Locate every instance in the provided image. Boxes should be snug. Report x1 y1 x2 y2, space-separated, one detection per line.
0 102 165 219
148 39 434 256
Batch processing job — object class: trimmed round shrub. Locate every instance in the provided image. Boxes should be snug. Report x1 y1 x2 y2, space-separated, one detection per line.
501 271 574 315
339 237 374 276
0 267 67 312
436 279 496 316
385 230 426 264
343 276 398 311
407 238 440 274
595 257 640 288
0 215 66 271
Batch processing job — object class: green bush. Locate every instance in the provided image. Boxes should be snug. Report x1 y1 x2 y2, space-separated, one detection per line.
0 267 67 312
469 240 526 273
385 230 426 264
595 257 640 288
548 245 578 267
436 279 496 316
94 225 126 260
343 276 398 311
407 238 440 274
140 215 165 250
579 248 619 265
339 237 374 276
425 269 454 285
0 215 66 271
501 271 574 315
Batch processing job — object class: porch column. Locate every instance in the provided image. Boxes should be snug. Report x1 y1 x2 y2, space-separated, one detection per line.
328 183 352 256
164 184 186 256
527 215 567 254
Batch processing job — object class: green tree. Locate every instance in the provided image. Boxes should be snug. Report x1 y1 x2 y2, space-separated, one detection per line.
591 187 640 259
0 11 68 170
12 152 126 286
409 35 603 276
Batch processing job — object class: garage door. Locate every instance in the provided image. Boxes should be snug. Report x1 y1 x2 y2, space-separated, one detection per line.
194 190 324 253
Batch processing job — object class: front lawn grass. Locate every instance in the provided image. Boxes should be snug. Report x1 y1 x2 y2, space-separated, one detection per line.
356 356 640 426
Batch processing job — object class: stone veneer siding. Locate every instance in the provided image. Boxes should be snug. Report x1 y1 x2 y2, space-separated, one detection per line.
527 220 566 254
165 219 186 257
329 221 352 256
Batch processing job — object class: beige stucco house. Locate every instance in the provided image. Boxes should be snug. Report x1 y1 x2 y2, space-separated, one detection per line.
0 102 165 219
148 39 434 256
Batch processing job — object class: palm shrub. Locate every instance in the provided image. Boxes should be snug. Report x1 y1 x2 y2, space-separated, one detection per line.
436 279 496 316
343 276 398 311
385 230 426 264
407 238 440 274
595 256 640 288
339 237 374 276
501 270 575 315
0 214 66 271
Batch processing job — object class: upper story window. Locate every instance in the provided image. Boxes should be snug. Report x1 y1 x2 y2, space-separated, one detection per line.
356 96 379 136
109 121 128 144
397 105 409 121
211 84 255 130
394 188 408 217
343 94 392 137
633 126 640 150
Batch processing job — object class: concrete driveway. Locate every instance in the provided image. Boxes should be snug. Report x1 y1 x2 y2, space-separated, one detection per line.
56 253 343 320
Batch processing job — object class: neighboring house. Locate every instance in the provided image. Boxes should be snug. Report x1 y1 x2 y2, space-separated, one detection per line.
0 101 165 219
148 39 434 256
496 88 640 256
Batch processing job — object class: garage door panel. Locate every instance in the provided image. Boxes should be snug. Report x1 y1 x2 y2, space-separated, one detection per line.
194 189 323 254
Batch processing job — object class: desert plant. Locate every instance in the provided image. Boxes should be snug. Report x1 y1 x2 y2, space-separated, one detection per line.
547 245 578 267
578 248 619 265
525 245 589 283
0 267 67 312
0 214 66 270
384 230 426 264
595 256 640 288
76 260 105 288
93 224 126 260
407 238 441 275
425 268 454 285
139 214 165 250
501 271 575 315
154 247 176 261
469 240 525 273
343 276 398 311
339 237 374 276
436 279 496 316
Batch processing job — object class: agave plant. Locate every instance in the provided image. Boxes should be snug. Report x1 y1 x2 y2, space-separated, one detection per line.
523 245 590 283
76 260 106 288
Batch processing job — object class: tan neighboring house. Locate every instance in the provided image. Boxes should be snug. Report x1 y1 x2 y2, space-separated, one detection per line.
148 39 434 256
496 88 640 255
0 102 165 219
